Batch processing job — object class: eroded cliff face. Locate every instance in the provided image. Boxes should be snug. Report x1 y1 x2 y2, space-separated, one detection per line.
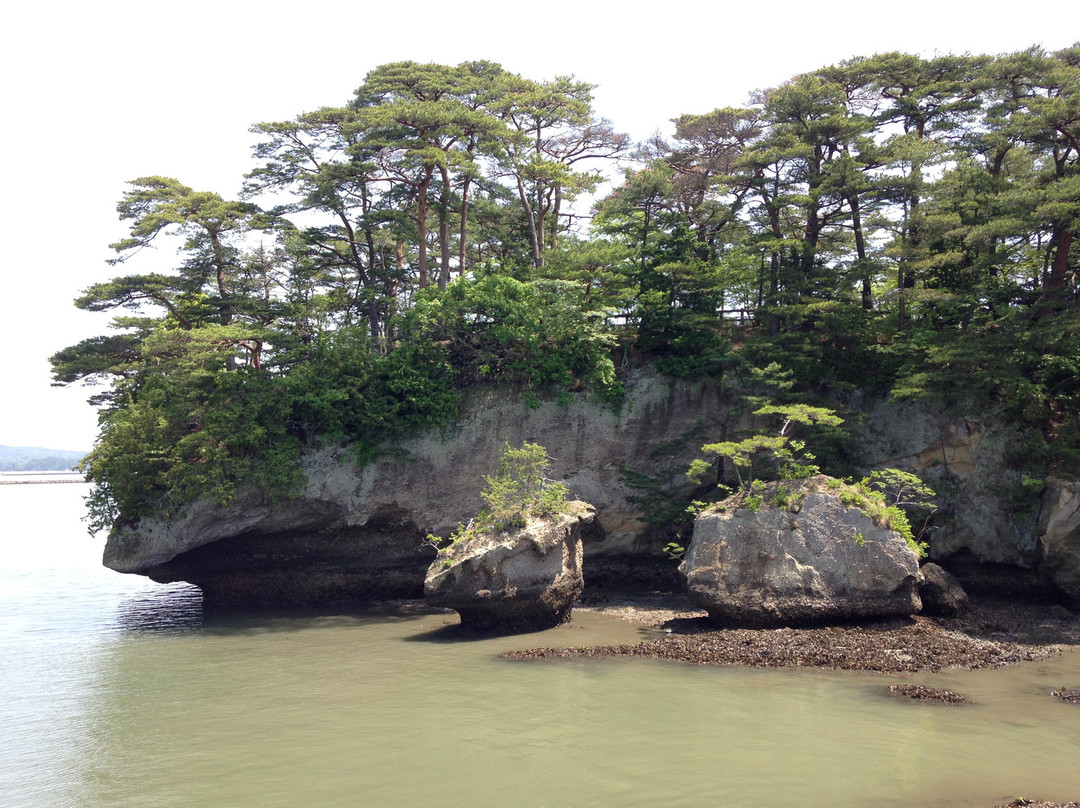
103 370 1080 606
104 369 725 604
1038 479 1080 607
855 400 1041 567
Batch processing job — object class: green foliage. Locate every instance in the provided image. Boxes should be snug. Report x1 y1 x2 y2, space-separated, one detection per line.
692 435 787 488
739 304 893 391
285 328 459 459
662 541 686 560
481 442 569 528
889 303 1080 474
80 324 460 531
620 421 716 532
771 484 793 509
620 461 710 529
834 476 929 558
399 275 625 407
1020 473 1045 493
777 440 820 480
692 401 845 490
860 469 936 510
430 442 569 555
81 366 304 534
58 50 1080 539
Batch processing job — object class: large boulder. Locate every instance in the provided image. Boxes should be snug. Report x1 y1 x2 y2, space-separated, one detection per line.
680 478 922 626
424 503 591 632
917 562 969 617
1038 478 1080 608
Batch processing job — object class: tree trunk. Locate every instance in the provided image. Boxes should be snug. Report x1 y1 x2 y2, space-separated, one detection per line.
551 184 563 250
849 194 872 310
1045 225 1074 295
416 167 433 289
516 176 543 268
209 231 232 324
535 184 547 264
437 164 452 290
458 175 471 276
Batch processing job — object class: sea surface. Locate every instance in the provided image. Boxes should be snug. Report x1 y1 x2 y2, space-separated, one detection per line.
2 481 1079 807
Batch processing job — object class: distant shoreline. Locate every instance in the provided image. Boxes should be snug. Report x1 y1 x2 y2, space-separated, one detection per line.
0 474 86 485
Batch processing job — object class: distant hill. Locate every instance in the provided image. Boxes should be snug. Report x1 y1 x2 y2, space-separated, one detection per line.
0 445 88 472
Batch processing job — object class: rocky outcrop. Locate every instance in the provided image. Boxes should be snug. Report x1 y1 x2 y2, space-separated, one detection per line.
103 369 723 604
1038 478 1080 608
103 498 433 606
100 365 1080 609
855 401 1040 567
424 504 591 632
917 563 969 617
679 478 922 626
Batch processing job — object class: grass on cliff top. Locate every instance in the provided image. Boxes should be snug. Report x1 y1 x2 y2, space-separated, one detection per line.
707 475 927 557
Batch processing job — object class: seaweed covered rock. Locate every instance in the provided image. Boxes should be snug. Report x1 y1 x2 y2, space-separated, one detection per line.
680 477 922 627
424 503 592 632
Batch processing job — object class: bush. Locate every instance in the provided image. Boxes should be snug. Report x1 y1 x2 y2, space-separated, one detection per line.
82 365 303 533
84 326 459 532
397 275 624 407
431 442 570 553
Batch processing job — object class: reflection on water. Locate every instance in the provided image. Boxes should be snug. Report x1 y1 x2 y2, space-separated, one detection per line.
2 483 1079 807
112 584 204 634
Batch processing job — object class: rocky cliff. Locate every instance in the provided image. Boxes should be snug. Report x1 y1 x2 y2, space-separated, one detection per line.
102 368 1080 607
104 369 723 604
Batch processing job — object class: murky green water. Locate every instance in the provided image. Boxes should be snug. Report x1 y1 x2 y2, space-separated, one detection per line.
3 482 1078 807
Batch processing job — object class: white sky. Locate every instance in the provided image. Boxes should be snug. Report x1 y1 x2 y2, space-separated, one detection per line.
1 0 1076 451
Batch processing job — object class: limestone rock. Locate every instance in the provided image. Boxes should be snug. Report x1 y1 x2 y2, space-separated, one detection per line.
100 368 1063 608
105 498 432 606
917 563 969 617
679 478 921 626
854 400 1041 567
102 368 722 604
1038 478 1080 608
424 504 590 632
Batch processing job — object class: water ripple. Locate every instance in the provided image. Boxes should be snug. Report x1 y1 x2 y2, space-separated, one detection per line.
110 583 204 635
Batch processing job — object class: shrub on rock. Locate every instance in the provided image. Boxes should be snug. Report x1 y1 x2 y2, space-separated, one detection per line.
423 441 586 632
424 504 590 632
680 476 922 627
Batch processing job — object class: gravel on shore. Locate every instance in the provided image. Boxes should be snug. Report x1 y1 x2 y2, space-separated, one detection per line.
504 594 1080 674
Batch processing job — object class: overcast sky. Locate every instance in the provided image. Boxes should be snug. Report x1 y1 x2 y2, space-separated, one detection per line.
1 0 1076 451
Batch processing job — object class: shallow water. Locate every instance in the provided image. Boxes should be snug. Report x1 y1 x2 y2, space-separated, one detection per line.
2 483 1078 807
